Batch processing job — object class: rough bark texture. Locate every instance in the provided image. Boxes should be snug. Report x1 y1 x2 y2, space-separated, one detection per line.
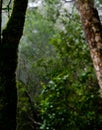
75 0 102 96
0 0 28 129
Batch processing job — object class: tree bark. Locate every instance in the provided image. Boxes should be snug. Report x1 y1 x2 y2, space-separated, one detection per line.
0 0 28 129
74 0 102 96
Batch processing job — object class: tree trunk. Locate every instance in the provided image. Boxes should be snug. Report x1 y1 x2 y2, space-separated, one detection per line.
0 0 28 129
74 0 102 96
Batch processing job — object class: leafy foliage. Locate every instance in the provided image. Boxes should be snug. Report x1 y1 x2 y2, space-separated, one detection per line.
17 0 102 130
17 81 41 130
40 12 102 130
40 75 102 130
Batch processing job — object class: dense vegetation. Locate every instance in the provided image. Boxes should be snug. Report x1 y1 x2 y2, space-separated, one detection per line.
2 0 102 129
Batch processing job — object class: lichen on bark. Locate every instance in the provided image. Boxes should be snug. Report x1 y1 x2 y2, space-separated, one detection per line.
74 0 102 96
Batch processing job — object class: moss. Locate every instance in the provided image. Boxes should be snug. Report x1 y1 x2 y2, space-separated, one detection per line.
0 0 28 129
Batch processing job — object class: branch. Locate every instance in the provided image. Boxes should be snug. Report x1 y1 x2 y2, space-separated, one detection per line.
7 0 12 17
62 0 74 2
2 0 28 44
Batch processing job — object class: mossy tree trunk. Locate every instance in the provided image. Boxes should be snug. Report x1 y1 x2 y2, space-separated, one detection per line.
74 0 102 96
0 0 28 129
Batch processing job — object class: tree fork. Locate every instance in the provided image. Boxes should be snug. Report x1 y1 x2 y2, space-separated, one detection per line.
74 0 102 96
0 0 28 129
